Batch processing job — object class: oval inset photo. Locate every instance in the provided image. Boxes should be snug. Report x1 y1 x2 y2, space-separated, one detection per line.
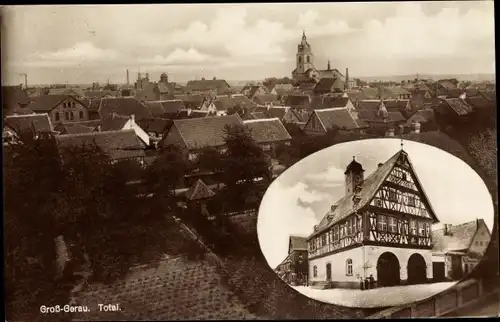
257 138 494 308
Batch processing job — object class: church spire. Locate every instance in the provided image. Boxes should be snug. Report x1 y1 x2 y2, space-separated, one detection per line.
302 30 306 40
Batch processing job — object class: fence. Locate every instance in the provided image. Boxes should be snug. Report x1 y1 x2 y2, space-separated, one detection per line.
366 276 500 318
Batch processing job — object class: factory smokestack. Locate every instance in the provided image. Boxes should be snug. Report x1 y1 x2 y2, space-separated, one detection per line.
126 69 130 86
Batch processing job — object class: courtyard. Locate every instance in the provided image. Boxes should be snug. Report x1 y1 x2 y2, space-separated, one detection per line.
292 282 456 308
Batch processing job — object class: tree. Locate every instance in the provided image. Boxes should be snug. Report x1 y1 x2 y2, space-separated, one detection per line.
196 146 224 174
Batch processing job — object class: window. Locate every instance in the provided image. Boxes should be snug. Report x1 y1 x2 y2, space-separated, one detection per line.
307 56 310 63
388 217 397 233
71 112 75 120
408 196 416 207
352 217 356 234
298 57 302 63
402 173 407 180
313 265 318 277
79 111 84 119
55 112 60 121
418 222 425 236
375 199 383 207
475 241 479 246
410 220 417 235
261 144 271 151
388 190 397 202
65 112 69 120
357 217 362 231
377 215 387 231
347 220 352 235
480 241 483 246
346 259 353 276
321 234 326 247
334 226 339 241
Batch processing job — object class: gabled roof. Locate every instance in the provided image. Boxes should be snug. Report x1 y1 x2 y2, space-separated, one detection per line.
56 129 145 161
313 108 360 131
101 114 130 131
432 219 487 254
48 87 84 97
313 96 351 110
283 95 311 109
137 118 172 134
357 100 406 123
478 90 496 102
4 113 54 135
84 90 114 98
383 99 410 110
87 98 102 112
232 94 258 110
266 106 289 120
253 94 280 106
54 123 96 135
310 150 439 238
166 114 244 150
27 95 84 112
144 101 165 116
407 109 435 124
240 85 264 98
185 179 216 201
243 118 292 144
289 236 308 252
2 85 31 108
442 98 474 116
314 78 344 92
465 95 495 111
185 79 231 92
249 112 269 120
99 97 152 120
357 100 382 110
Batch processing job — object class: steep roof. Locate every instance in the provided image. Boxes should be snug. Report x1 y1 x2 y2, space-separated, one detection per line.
283 95 310 109
185 79 231 92
313 96 351 110
383 99 409 110
432 219 486 254
310 150 439 238
54 124 95 135
99 97 152 120
4 113 54 135
162 100 186 114
249 112 269 120
101 114 129 131
84 90 114 98
185 179 216 201
144 101 165 116
314 78 344 92
56 129 145 161
266 106 289 120
240 85 263 98
442 98 474 116
357 101 406 123
407 109 435 124
243 118 292 144
313 108 360 131
73 256 258 320
465 95 495 111
27 95 82 112
253 94 280 106
166 114 244 150
478 90 496 102
289 236 308 251
138 118 172 134
2 85 31 108
47 87 84 97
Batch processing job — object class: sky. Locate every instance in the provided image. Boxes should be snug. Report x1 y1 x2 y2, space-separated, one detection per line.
257 138 495 269
1 2 495 85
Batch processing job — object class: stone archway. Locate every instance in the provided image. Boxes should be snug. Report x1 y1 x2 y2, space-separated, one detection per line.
407 253 428 285
377 252 401 287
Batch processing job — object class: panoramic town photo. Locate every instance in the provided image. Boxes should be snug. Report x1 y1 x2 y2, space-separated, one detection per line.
257 138 495 308
2 2 497 321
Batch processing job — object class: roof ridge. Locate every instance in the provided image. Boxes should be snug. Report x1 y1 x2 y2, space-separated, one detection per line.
243 117 280 123
5 112 49 118
58 128 134 138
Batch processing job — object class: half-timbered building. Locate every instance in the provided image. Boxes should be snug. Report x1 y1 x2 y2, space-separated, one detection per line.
307 148 440 289
275 236 309 286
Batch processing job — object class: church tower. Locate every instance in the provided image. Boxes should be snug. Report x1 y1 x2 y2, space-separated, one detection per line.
296 31 315 74
344 157 365 195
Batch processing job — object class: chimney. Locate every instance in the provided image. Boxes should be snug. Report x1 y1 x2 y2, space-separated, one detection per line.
129 114 135 125
97 125 101 132
377 163 383 168
126 69 130 86
345 67 349 91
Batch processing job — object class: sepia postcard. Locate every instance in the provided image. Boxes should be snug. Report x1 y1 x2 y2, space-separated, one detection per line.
2 2 498 321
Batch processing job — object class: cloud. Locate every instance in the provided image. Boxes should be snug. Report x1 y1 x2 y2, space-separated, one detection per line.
138 48 213 65
19 42 120 68
306 166 345 188
298 10 353 37
258 181 319 269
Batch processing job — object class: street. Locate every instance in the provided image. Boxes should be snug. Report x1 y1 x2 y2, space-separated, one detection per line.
292 282 455 308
